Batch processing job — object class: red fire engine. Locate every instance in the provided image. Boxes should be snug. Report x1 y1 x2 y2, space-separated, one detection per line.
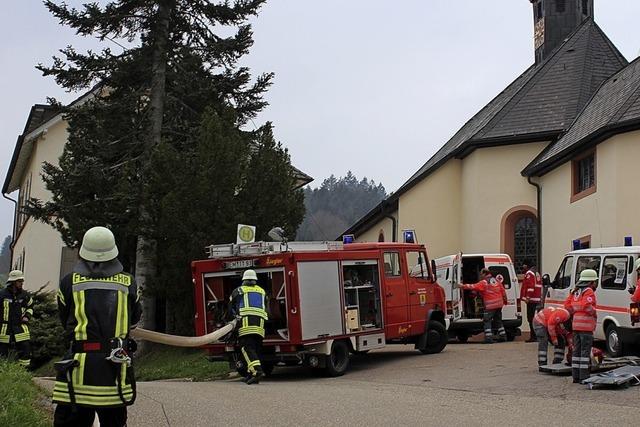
192 240 448 376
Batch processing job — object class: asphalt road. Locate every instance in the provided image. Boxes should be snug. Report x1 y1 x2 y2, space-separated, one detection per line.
38 340 640 426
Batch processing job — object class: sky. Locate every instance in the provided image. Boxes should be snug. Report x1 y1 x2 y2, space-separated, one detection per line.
1 0 640 242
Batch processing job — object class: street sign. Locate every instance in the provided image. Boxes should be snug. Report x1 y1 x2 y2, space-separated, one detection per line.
237 224 256 244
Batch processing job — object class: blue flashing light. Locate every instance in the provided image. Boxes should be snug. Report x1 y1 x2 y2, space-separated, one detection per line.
625 236 633 247
572 239 581 250
342 234 355 244
403 230 416 244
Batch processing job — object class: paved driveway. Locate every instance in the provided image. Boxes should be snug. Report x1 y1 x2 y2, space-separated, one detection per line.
38 341 640 426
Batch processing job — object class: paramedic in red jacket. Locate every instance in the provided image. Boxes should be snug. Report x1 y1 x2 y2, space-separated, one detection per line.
564 269 598 383
532 307 572 368
521 261 542 342
629 259 640 303
458 269 508 343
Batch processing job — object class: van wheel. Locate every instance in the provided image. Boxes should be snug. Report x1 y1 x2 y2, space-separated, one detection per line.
324 340 350 377
605 324 624 357
456 332 469 343
420 321 448 354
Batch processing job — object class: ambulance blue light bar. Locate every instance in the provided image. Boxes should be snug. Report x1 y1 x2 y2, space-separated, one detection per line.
625 236 633 247
403 230 417 244
342 234 355 244
572 239 581 250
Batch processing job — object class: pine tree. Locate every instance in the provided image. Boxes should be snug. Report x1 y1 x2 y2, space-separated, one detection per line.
26 0 273 329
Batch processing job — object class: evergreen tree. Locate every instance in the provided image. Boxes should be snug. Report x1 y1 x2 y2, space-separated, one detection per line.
26 0 274 329
0 236 11 277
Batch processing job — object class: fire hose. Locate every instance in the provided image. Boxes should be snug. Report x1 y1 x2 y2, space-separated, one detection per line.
129 319 237 347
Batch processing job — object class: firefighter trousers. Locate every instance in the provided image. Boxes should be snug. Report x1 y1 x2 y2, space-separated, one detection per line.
526 303 541 339
54 404 127 427
533 323 565 366
483 309 506 342
239 334 263 377
0 337 31 367
572 332 593 382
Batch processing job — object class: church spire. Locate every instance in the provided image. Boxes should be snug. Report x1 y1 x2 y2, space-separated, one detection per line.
530 0 593 63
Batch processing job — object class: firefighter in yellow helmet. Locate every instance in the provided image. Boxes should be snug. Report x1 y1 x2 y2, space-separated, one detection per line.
53 226 141 427
0 269 34 368
230 269 269 384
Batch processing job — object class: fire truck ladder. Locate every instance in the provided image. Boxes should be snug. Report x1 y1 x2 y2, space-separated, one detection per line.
205 241 344 259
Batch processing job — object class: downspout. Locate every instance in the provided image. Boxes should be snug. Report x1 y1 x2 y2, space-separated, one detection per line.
380 200 397 242
2 192 18 260
527 176 542 273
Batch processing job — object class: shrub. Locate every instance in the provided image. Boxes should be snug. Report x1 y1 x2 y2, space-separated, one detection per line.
29 290 66 369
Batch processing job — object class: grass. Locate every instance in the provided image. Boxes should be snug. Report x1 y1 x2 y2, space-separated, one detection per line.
0 360 51 427
134 345 229 381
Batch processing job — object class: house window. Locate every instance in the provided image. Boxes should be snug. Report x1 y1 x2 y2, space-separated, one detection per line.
556 0 566 13
17 173 33 232
571 151 596 202
514 216 538 272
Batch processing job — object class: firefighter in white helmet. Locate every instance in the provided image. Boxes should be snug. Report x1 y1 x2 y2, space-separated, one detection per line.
229 269 269 384
0 269 34 368
53 226 141 427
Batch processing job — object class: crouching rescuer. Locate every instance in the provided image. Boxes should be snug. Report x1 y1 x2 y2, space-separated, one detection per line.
532 307 572 368
53 227 141 427
230 269 269 385
457 269 508 343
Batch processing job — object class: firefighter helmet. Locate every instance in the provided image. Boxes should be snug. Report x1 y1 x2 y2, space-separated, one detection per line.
576 269 598 286
6 270 25 283
79 226 119 262
242 269 258 282
635 258 640 271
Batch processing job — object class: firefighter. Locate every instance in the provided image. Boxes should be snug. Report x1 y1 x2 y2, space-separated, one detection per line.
457 268 507 343
628 259 640 302
53 226 141 427
521 261 542 342
0 270 34 368
532 306 572 368
229 269 269 385
564 269 598 383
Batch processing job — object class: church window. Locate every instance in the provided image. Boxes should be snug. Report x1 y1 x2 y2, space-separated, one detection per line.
514 217 538 271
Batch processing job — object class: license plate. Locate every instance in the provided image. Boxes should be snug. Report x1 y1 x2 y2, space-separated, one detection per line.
224 259 255 269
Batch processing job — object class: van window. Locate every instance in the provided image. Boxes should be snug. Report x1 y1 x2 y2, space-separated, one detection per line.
488 266 512 289
383 252 401 276
601 256 628 290
554 257 574 289
575 256 601 284
407 251 428 279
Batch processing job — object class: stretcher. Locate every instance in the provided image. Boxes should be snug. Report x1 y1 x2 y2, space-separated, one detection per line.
583 365 640 389
539 356 640 375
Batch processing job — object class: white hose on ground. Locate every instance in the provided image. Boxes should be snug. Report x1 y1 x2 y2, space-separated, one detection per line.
130 319 237 347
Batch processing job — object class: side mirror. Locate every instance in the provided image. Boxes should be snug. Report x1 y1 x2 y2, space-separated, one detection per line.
431 259 437 282
542 274 552 289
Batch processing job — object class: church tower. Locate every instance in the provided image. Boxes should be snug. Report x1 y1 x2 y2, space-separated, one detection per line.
531 0 594 63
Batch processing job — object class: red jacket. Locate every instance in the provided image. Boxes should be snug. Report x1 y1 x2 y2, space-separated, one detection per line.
520 269 542 303
533 307 572 345
564 288 597 332
631 279 640 303
462 276 507 310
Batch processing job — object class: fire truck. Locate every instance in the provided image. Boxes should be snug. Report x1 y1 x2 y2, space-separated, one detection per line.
192 240 448 376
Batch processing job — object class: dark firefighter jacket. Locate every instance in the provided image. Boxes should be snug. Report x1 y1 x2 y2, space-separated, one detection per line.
53 259 142 407
230 284 268 337
0 285 34 343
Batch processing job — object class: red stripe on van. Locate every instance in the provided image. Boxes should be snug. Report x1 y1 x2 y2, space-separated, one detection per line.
484 257 509 263
596 305 629 314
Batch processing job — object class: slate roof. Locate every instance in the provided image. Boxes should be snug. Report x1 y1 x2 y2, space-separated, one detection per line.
524 56 640 176
344 18 627 237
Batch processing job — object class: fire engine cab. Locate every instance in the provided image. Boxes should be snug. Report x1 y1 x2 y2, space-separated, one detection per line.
192 240 448 376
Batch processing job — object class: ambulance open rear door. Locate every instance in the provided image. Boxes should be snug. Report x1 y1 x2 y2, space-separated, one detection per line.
451 253 463 321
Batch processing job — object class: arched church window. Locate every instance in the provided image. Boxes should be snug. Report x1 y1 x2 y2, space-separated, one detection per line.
514 217 538 271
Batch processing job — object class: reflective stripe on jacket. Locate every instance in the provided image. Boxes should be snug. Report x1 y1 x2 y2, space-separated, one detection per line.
564 288 597 332
0 287 33 343
231 285 268 320
461 277 506 310
53 267 142 408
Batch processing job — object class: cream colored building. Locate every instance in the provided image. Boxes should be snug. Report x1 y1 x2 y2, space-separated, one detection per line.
346 1 640 279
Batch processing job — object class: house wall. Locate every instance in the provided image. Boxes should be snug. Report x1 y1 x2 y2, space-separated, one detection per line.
540 131 640 276
397 159 462 259
356 213 398 243
459 142 547 254
11 119 69 292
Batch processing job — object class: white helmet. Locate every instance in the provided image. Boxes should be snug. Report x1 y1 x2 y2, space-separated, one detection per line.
242 269 258 282
79 226 119 262
6 270 25 283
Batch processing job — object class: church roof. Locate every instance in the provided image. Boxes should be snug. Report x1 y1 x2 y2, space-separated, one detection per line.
524 56 640 176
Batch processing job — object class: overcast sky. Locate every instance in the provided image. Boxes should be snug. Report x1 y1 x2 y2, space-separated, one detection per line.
1 0 640 242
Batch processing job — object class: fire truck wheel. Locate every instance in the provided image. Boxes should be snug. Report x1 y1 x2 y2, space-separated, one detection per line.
605 323 624 357
324 340 350 377
420 321 447 354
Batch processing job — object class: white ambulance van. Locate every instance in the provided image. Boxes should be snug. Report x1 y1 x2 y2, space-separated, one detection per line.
434 253 522 342
544 246 640 356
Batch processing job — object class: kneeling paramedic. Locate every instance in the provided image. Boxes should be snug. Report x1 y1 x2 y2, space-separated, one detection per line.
230 269 269 385
564 269 598 383
532 307 572 368
53 226 142 427
457 269 507 343
0 270 34 368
